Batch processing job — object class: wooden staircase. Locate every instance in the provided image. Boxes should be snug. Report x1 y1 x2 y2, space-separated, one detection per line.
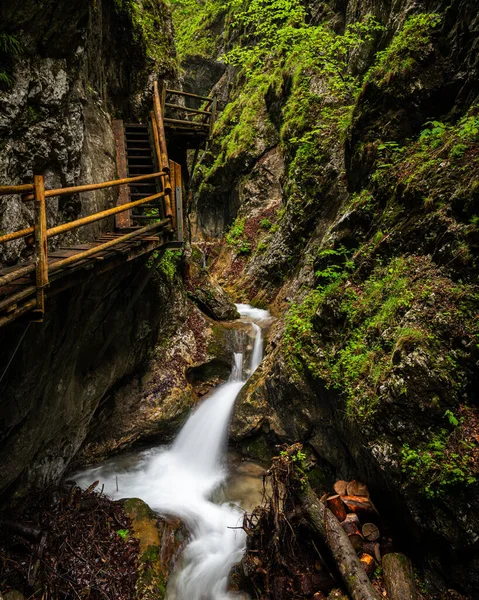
124 124 161 224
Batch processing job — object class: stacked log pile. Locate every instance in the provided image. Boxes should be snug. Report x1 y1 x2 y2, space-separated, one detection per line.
323 479 417 599
241 444 418 600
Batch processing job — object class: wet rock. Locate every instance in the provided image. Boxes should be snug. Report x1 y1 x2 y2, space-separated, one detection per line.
185 246 240 320
75 303 252 465
123 498 187 600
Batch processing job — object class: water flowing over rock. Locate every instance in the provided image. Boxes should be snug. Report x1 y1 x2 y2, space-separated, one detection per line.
74 304 271 598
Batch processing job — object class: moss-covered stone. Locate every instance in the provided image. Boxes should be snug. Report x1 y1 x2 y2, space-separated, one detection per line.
123 498 186 600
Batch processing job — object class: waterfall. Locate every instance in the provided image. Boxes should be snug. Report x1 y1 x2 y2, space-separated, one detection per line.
74 303 271 600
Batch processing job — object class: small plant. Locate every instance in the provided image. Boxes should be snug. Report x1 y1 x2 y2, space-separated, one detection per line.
259 218 273 229
0 32 21 90
238 239 251 254
449 143 467 159
225 217 245 246
117 529 129 539
256 241 268 252
444 409 459 427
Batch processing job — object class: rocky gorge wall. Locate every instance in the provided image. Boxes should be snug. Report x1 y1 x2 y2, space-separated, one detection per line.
176 0 479 594
0 0 183 499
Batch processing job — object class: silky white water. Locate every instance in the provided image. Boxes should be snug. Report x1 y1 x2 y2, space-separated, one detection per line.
74 303 271 600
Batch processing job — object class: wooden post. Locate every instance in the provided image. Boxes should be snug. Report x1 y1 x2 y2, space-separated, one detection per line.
209 96 217 137
160 81 167 113
174 161 183 242
169 159 177 232
33 175 48 320
153 81 169 172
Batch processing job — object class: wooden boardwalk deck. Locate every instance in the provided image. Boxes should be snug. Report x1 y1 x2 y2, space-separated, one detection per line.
0 229 175 328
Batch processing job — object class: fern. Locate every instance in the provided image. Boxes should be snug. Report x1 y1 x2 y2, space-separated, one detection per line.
0 33 21 56
0 71 13 87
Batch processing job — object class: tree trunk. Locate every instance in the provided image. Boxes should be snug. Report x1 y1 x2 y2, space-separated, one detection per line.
382 553 417 600
296 481 382 600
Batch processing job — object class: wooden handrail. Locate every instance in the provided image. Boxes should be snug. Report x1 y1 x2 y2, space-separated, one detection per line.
0 183 34 196
46 191 167 238
163 118 210 128
22 170 167 202
164 103 212 116
166 88 213 103
0 225 35 244
48 219 170 273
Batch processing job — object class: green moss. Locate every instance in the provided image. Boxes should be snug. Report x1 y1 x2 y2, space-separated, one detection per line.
123 497 156 521
156 249 182 281
241 435 274 462
365 13 442 87
141 545 159 563
284 255 478 420
401 411 478 498
197 3 382 196
169 0 225 61
113 0 175 72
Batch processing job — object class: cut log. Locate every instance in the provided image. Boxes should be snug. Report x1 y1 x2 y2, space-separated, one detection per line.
380 537 394 556
333 480 349 496
346 480 369 497
362 522 380 541
340 520 363 552
382 552 417 600
294 480 381 600
364 541 381 563
344 512 360 526
359 553 376 577
342 495 376 519
326 494 347 521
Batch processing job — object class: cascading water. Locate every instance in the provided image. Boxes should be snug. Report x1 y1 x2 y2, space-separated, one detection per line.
74 304 271 600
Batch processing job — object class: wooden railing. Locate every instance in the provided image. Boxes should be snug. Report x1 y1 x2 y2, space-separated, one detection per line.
0 82 182 324
161 83 217 137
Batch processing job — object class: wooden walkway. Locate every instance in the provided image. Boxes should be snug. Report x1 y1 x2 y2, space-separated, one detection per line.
0 83 216 328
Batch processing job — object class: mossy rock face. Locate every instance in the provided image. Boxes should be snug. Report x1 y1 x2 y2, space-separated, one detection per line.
239 435 274 463
123 498 186 600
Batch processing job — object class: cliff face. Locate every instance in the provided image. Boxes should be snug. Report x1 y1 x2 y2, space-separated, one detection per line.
0 0 180 498
181 0 479 593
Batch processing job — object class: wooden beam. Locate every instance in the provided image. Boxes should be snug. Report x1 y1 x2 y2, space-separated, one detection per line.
0 183 34 196
33 175 48 318
22 171 166 202
165 88 213 103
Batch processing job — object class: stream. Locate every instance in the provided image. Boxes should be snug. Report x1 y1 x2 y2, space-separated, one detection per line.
74 304 271 600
